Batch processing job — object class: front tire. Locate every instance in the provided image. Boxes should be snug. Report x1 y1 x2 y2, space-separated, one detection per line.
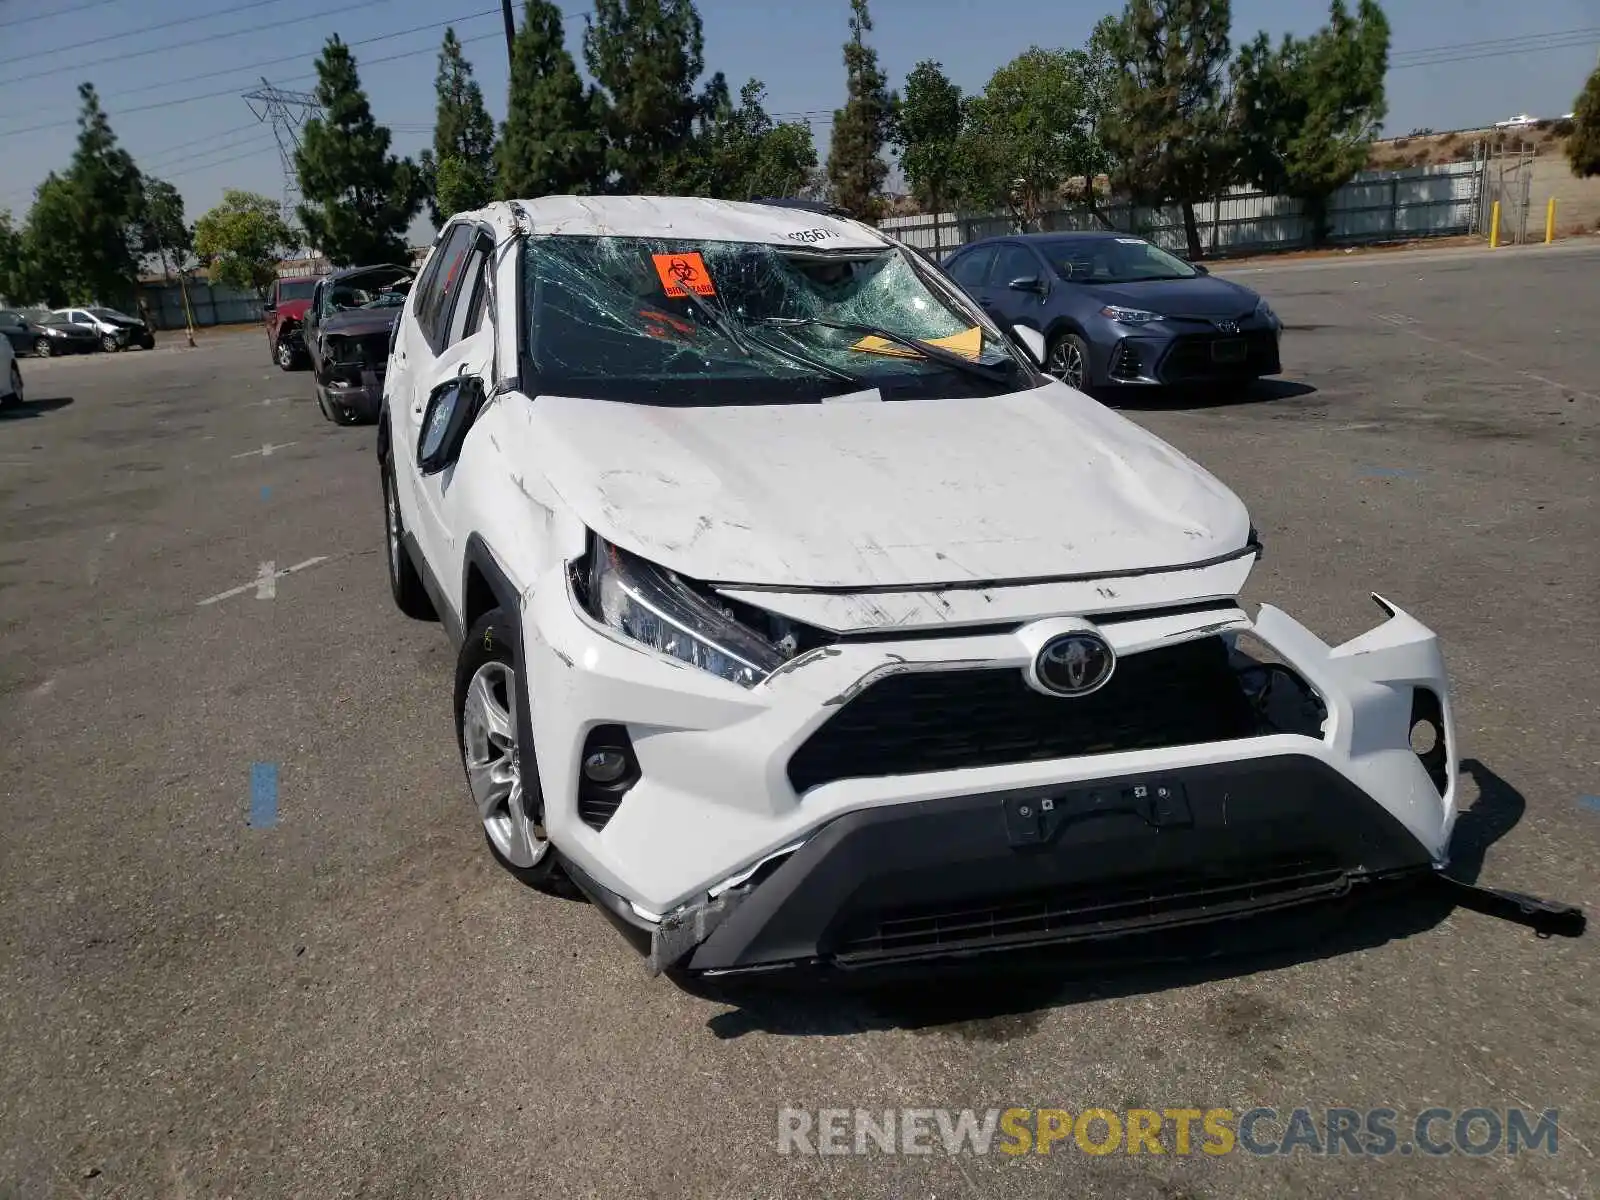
456 609 566 892
33 337 51 359
381 454 436 621
100 333 119 353
274 336 301 371
1045 332 1092 390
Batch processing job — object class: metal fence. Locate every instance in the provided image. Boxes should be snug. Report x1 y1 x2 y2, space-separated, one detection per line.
137 279 264 330
881 159 1487 259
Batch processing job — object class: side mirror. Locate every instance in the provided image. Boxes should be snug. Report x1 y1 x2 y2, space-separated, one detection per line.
1192 263 1210 275
262 301 276 314
1007 324 1047 368
1007 276 1047 294
418 375 486 475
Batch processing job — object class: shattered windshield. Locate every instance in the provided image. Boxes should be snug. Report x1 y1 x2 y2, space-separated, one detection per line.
521 236 1036 405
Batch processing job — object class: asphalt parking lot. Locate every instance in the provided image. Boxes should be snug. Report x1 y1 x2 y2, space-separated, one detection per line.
2 241 1597 1199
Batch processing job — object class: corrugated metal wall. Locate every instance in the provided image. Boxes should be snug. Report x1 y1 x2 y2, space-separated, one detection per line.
882 160 1486 258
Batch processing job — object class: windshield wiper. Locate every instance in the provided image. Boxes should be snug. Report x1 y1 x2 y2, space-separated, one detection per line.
756 316 1011 385
669 291 863 387
672 285 752 358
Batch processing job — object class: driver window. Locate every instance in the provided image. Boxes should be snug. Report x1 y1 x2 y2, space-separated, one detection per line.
988 244 1040 287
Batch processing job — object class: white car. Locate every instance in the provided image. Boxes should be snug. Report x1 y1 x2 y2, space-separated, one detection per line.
1 333 21 408
379 196 1462 980
53 305 155 352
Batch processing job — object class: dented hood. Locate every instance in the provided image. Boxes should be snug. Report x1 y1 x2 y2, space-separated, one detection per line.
529 383 1252 589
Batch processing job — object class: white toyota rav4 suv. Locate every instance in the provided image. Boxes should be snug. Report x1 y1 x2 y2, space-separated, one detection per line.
379 195 1466 980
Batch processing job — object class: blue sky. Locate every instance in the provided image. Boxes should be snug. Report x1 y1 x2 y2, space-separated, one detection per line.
2 0 1597 235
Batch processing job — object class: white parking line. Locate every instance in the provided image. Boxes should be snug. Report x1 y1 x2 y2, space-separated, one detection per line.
231 441 297 459
197 556 329 606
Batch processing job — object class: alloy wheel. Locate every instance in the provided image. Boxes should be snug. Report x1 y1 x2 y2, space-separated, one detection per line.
384 470 402 583
276 339 293 368
1047 339 1086 389
34 338 51 359
462 661 548 869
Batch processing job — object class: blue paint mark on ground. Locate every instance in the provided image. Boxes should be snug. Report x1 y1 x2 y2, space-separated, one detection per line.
250 762 279 828
260 485 271 500
1579 795 1600 815
1359 467 1417 479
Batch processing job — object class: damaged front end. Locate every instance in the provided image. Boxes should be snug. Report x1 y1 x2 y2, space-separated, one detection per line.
580 593 1575 979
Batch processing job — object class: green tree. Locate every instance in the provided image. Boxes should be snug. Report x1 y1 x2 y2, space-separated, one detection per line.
295 36 423 265
194 190 294 296
137 178 192 280
1234 0 1390 245
584 0 718 193
0 211 27 303
1078 16 1121 208
955 48 1097 231
891 61 963 249
827 0 895 220
19 177 80 307
1104 0 1237 259
499 0 606 198
1568 63 1600 178
420 28 497 223
687 79 817 199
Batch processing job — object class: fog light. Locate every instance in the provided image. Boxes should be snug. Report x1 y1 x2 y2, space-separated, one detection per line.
583 749 629 784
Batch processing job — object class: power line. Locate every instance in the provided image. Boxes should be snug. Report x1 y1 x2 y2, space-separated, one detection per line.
0 0 292 67
1389 26 1600 64
1393 35 1600 71
0 0 118 30
137 123 268 168
98 6 503 104
0 11 512 141
0 0 399 86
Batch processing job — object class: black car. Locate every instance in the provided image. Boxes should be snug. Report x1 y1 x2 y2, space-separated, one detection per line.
304 264 413 425
0 309 101 357
945 232 1283 390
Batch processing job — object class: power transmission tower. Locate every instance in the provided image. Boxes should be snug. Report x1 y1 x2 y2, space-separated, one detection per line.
243 78 321 234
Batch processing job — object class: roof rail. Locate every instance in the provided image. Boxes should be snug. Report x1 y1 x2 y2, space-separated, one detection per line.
750 197 853 220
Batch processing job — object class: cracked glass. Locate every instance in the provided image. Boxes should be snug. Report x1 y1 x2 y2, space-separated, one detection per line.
520 236 1038 405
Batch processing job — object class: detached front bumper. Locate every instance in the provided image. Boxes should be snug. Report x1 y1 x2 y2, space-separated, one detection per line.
525 583 1457 976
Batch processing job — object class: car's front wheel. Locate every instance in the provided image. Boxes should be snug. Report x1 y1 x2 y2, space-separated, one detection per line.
456 609 566 892
1045 332 1091 390
99 333 120 353
274 336 302 371
381 454 435 621
33 337 51 359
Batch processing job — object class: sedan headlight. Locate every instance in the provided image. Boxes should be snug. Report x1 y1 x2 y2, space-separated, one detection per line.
1100 305 1165 326
45 327 68 337
583 539 787 688
326 335 364 366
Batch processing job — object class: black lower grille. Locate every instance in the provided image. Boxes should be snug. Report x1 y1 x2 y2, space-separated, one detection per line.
833 860 1350 961
1160 331 1279 382
787 636 1258 794
1110 341 1143 380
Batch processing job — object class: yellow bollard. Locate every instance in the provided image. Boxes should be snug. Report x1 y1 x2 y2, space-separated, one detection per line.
1490 200 1501 248
1545 197 1556 244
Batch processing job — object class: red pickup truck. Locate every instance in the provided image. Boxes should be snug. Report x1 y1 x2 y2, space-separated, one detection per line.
262 276 319 371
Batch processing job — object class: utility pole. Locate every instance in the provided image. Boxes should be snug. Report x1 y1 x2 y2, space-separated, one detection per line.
501 0 517 68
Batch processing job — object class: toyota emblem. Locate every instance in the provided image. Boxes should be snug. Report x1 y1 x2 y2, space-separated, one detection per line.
1028 632 1116 697
1215 319 1239 334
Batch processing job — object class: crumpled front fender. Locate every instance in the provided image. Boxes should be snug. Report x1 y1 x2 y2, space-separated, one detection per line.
1252 593 1458 862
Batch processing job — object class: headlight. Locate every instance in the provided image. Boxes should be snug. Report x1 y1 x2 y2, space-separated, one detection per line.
1100 305 1164 326
1255 297 1278 325
45 327 67 337
326 336 364 366
583 539 786 688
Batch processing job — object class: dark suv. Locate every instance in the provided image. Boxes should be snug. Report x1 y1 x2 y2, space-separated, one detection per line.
304 264 412 424
262 276 319 371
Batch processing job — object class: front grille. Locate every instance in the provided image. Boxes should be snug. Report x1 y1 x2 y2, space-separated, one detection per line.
831 860 1351 961
1160 330 1278 382
787 636 1258 794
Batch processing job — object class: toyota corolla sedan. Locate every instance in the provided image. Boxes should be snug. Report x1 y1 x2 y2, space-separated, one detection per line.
372 195 1468 983
945 232 1282 391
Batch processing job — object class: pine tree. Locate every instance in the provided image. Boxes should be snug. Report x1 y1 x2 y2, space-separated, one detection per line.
294 36 423 266
826 0 895 221
1104 0 1237 259
137 178 192 280
499 0 605 198
422 28 497 223
584 0 718 193
1234 0 1390 245
1568 63 1600 179
892 61 962 248
52 84 146 305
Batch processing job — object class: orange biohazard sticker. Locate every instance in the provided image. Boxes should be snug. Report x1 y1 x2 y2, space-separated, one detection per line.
652 252 717 297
